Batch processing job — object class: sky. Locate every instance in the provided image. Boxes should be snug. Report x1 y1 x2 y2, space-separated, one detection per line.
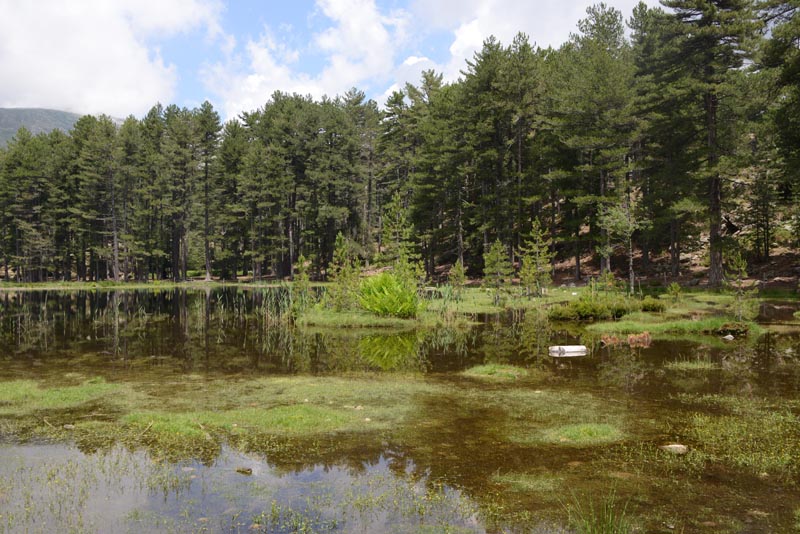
0 0 655 120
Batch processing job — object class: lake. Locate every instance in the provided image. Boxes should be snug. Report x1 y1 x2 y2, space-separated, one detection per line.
1 288 799 533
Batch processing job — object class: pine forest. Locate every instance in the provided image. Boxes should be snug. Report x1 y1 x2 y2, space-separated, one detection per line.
1 1 798 287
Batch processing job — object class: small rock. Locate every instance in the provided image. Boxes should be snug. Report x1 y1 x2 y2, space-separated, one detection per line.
235 467 253 476
181 466 195 472
355 405 364 410
62 424 76 430
571 292 578 296
364 418 371 422
303 398 309 403
722 334 735 341
659 443 689 455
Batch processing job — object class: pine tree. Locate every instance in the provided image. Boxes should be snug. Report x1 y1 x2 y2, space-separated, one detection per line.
217 119 248 279
194 101 222 281
519 218 554 297
483 239 514 305
552 4 637 275
658 0 760 286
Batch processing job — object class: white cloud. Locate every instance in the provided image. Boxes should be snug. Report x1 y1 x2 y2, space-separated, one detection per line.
204 0 661 118
414 0 658 81
206 0 409 120
0 0 222 117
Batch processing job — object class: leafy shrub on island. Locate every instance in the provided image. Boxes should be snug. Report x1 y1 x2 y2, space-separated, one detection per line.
548 294 640 321
640 296 666 313
359 272 419 318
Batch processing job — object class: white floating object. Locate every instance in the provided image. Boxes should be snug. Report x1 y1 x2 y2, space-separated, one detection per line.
549 345 588 357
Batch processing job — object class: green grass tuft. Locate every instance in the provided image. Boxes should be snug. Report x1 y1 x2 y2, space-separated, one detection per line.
542 423 624 446
462 364 527 381
664 357 718 371
566 491 634 534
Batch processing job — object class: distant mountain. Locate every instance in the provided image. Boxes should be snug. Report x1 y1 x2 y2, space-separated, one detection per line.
0 108 82 147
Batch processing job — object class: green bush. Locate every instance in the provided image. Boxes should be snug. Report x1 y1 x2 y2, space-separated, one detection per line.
359 272 419 318
548 295 637 321
641 296 666 313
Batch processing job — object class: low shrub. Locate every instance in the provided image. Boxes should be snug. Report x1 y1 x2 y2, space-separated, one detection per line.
640 296 666 313
548 295 638 321
359 272 419 318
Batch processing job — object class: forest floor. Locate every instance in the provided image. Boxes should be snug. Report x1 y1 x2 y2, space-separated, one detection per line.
551 247 799 292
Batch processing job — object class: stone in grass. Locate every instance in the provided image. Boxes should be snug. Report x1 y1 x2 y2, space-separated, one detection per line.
659 443 689 455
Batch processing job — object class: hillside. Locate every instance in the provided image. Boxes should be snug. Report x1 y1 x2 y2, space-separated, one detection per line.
0 108 82 146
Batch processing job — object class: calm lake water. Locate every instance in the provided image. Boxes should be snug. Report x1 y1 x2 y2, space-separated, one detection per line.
1 289 800 533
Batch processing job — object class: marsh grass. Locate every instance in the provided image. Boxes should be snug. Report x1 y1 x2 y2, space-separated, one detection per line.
587 316 762 338
565 491 634 534
687 410 800 476
125 405 357 436
492 471 563 494
462 364 527 381
542 423 624 446
0 377 119 416
297 307 417 328
664 357 718 371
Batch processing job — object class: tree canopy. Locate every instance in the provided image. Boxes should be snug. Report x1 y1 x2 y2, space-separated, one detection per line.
0 1 796 285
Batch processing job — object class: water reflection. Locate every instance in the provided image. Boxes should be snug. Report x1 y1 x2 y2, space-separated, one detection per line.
0 443 485 534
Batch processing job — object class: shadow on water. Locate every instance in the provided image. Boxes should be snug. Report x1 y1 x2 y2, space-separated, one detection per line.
2 289 800 532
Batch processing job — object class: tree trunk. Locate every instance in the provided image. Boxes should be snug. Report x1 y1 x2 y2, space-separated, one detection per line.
204 162 212 282
706 91 723 287
110 172 121 282
670 219 680 277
